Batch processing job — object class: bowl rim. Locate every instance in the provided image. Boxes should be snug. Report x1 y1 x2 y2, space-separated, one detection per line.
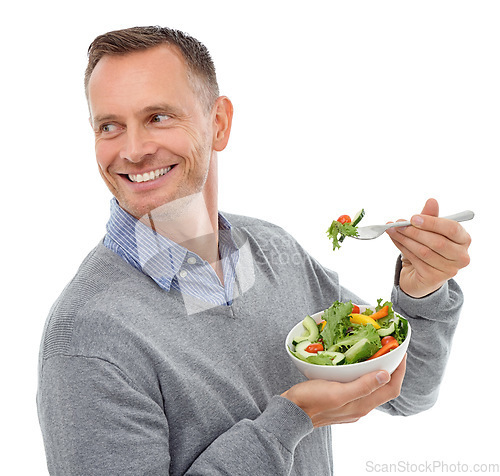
286 306 411 369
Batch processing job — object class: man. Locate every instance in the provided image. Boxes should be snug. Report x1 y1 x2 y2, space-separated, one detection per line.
37 26 471 475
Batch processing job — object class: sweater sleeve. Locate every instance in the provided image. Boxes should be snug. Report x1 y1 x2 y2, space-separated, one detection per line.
186 397 313 475
378 277 463 416
37 354 313 476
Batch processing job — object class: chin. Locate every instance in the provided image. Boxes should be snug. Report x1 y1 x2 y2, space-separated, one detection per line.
121 190 204 221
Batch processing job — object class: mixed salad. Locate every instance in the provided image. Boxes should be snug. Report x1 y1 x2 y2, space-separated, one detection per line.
326 209 365 250
290 299 408 366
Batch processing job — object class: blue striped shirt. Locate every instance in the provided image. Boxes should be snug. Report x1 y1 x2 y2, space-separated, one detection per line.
103 199 239 307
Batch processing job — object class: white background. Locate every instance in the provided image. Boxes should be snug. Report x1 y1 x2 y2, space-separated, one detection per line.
1 1 498 474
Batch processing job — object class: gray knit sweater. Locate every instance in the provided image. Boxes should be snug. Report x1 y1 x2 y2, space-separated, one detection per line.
37 214 463 475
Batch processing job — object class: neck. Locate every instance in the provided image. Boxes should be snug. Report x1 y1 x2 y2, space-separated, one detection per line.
140 151 222 281
140 191 223 283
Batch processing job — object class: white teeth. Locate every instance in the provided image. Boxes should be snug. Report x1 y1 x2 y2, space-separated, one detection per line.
128 166 172 183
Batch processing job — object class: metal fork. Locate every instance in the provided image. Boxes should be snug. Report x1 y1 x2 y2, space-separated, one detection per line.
352 210 475 240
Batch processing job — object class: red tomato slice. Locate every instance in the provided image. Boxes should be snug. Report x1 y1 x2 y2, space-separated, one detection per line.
381 336 397 346
337 215 352 224
305 343 324 353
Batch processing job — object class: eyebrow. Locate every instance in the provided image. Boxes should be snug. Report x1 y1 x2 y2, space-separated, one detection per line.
92 103 186 126
91 113 119 127
141 103 185 117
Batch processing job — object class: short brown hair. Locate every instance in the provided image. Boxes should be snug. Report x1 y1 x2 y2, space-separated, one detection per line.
85 26 220 111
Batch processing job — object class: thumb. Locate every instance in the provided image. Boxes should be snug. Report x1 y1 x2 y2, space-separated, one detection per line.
341 370 391 404
421 197 439 217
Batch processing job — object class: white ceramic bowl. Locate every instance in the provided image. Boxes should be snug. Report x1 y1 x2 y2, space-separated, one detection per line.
285 305 411 383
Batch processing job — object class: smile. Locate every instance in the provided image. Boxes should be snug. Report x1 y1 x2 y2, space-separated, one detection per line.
128 166 174 183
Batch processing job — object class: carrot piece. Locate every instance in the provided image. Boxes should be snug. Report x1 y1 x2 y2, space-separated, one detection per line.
370 305 389 320
367 340 399 361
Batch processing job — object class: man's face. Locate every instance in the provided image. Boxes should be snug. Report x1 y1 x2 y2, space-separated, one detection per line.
87 45 216 219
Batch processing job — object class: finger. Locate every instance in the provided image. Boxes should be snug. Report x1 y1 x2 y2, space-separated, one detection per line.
391 223 471 272
389 353 407 389
394 225 468 262
387 227 421 262
410 213 472 247
388 229 465 286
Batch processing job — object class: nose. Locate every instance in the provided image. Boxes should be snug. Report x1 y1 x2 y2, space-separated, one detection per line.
120 125 158 163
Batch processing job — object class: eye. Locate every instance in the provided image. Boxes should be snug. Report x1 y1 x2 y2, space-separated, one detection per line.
151 114 170 124
101 123 118 133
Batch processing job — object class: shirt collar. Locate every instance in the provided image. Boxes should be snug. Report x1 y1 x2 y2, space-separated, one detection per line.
105 198 236 291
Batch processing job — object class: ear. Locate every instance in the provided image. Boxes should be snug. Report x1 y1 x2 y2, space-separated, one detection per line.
212 96 233 152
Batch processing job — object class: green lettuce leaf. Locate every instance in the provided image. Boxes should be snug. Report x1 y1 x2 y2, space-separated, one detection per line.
320 300 353 349
393 315 409 344
291 352 335 365
326 220 359 251
328 324 381 353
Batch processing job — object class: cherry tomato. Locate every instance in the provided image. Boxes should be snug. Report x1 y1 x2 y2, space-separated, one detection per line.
337 215 352 224
305 343 324 353
381 336 397 346
352 305 360 314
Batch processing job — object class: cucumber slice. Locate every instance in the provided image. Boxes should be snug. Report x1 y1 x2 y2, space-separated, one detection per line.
377 321 396 337
319 351 346 365
352 208 365 226
294 340 315 359
292 334 311 346
293 315 320 345
344 338 379 364
339 208 365 243
302 315 320 342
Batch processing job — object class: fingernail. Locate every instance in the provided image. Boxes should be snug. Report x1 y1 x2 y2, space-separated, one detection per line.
411 215 424 227
376 371 390 385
